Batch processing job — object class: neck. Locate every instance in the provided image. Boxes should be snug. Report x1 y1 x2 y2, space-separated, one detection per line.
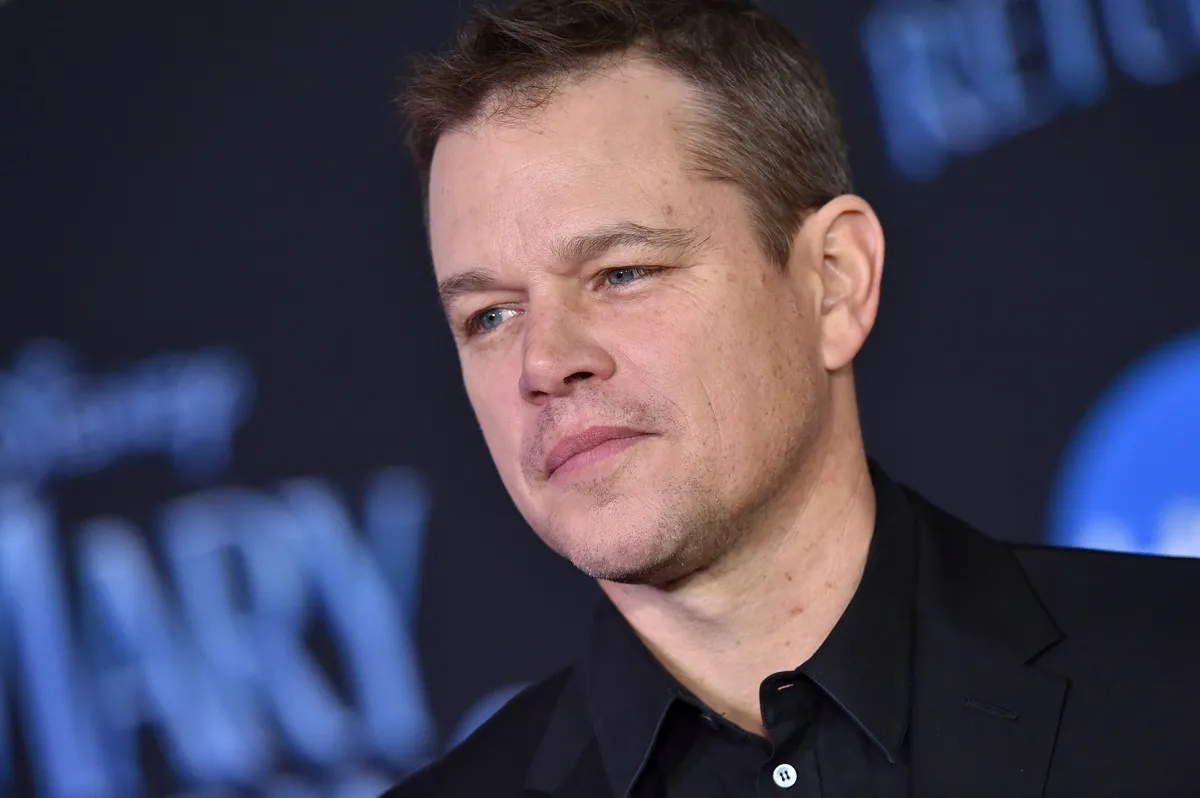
598 400 875 736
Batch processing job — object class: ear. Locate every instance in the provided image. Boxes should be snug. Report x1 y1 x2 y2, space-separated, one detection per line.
791 195 885 372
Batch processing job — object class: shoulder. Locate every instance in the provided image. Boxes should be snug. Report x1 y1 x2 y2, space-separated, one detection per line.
909 484 1200 659
1012 542 1200 637
381 668 573 798
1010 543 1200 776
908 484 1200 639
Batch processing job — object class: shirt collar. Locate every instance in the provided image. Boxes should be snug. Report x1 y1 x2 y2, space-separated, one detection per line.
579 460 918 797
799 460 916 763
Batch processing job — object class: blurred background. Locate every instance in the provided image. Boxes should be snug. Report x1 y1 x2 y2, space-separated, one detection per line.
1 0 1198 795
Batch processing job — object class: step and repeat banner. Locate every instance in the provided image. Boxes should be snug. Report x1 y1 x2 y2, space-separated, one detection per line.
2 0 1198 795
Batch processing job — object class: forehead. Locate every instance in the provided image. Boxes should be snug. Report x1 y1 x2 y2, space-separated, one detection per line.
426 61 707 276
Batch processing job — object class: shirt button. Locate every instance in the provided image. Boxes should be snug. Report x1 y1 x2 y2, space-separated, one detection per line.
772 763 797 788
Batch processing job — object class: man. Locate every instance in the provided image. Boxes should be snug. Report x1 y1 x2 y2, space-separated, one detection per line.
386 1 1200 796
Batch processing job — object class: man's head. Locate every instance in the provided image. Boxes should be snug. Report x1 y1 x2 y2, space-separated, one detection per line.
402 0 885 585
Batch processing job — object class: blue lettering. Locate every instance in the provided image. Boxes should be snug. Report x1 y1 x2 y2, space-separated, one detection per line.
162 489 357 768
1101 0 1193 84
862 5 961 179
363 467 430 628
261 776 320 798
856 0 1200 179
0 488 112 797
162 476 436 774
281 478 436 771
0 340 254 488
863 0 1113 180
958 2 1024 132
1 462 435 793
78 516 269 791
1038 0 1108 105
330 768 396 798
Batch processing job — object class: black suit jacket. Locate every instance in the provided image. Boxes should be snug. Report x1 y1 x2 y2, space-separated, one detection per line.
386 486 1200 798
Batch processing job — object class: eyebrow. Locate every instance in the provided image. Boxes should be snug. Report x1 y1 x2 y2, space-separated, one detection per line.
436 221 704 313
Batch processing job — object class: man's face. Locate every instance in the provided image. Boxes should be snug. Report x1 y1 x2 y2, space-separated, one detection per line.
428 60 829 584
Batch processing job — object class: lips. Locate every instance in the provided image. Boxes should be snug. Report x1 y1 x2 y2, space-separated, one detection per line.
544 426 648 477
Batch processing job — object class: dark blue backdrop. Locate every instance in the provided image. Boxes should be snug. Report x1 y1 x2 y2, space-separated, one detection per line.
2 1 1198 795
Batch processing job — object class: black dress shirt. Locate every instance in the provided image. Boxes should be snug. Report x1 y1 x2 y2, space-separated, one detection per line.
387 460 1200 798
581 463 917 796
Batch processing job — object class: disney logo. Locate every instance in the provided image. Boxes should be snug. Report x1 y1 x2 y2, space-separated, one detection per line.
0 339 255 487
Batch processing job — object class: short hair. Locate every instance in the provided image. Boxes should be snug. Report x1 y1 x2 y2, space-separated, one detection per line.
400 0 853 268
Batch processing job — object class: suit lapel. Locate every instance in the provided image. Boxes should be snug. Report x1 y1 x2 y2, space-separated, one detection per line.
520 757 610 798
911 614 1067 798
906 492 1068 798
520 738 611 798
522 669 613 798
520 742 611 798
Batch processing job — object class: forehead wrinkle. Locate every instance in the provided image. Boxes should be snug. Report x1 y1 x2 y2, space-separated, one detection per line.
431 65 722 282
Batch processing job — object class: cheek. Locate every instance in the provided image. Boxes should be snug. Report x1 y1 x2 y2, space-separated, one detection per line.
615 278 787 395
462 360 522 469
682 293 815 445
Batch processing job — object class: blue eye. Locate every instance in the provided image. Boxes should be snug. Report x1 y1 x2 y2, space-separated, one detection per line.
464 268 657 339
471 307 516 335
604 267 653 286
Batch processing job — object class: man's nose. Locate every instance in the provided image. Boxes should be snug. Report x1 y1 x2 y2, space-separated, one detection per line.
518 306 616 403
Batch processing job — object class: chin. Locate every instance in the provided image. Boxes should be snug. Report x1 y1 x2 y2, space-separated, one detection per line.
550 517 721 587
528 471 732 584
539 514 679 584
592 556 699 587
571 547 686 585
